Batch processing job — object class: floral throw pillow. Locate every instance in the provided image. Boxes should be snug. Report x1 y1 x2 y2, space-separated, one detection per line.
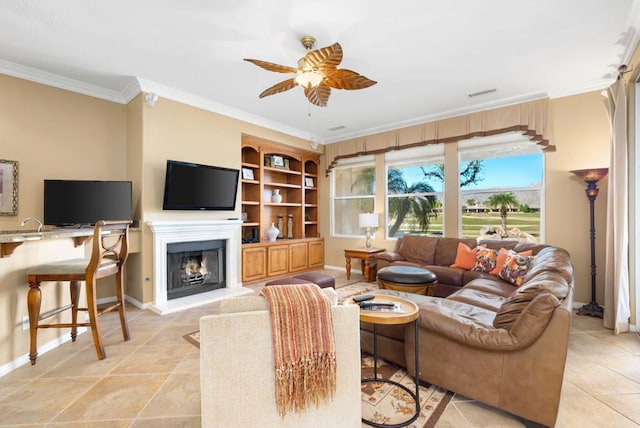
489 248 533 276
472 247 498 273
498 250 536 286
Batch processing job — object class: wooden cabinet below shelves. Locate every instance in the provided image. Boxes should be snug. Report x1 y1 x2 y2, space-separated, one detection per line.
242 246 267 282
308 240 324 268
241 238 325 284
267 244 289 277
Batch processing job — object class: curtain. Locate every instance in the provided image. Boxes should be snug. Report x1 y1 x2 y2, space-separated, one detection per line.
603 78 631 334
324 98 553 175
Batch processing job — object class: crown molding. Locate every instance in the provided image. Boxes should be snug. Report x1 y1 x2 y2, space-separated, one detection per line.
0 59 130 103
136 78 317 142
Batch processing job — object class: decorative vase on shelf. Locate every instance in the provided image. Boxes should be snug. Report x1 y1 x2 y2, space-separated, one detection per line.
287 214 293 239
271 189 282 203
266 223 279 242
277 215 283 239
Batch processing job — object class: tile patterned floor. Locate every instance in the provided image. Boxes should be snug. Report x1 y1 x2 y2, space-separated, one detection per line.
0 270 639 427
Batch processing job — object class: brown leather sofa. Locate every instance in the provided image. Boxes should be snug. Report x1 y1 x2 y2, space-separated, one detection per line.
362 236 574 427
375 235 550 297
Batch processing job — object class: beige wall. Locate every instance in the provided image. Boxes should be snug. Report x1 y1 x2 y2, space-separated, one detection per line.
0 77 317 369
320 90 612 308
0 74 128 367
546 91 611 304
132 96 311 303
0 71 623 369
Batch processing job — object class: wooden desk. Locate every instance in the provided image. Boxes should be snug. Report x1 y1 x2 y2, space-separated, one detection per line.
344 247 384 282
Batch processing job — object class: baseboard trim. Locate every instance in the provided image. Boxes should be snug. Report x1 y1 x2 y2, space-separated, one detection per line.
2 294 148 379
0 326 88 378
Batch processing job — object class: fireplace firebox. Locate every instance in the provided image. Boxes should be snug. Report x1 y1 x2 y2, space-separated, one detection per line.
166 240 225 300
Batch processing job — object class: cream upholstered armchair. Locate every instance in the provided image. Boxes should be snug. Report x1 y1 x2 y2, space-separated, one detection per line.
200 288 361 428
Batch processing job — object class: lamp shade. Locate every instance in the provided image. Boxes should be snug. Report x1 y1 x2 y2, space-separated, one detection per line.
570 168 608 183
359 213 379 228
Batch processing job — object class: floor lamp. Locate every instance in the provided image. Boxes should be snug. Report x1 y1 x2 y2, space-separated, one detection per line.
570 168 608 318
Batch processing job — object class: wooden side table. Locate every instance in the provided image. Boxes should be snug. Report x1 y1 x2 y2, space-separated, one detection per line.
348 294 420 427
344 247 384 282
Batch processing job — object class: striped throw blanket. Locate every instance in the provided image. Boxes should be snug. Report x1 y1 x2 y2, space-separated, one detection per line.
260 283 337 417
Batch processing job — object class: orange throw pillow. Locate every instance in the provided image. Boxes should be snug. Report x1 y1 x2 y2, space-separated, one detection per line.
450 243 478 270
490 248 533 275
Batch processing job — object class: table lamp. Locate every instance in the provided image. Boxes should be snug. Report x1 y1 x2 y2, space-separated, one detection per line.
359 213 379 248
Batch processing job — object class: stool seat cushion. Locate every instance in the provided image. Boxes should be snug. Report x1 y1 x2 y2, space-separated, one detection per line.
292 272 336 289
377 266 437 284
28 258 118 275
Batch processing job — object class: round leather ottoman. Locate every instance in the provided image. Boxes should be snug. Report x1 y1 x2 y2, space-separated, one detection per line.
376 266 437 296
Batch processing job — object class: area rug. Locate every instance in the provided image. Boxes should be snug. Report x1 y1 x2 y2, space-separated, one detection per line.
361 354 453 428
335 281 380 304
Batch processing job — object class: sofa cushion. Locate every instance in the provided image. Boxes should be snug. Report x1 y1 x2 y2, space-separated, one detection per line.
462 269 499 285
449 242 478 269
463 277 517 298
398 235 437 265
426 264 466 287
498 251 536 286
374 251 406 263
447 287 506 312
472 246 498 273
493 282 559 329
522 247 573 284
513 241 549 255
436 237 477 266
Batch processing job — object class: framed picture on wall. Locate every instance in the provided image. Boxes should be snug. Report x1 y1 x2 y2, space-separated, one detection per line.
241 167 254 180
0 159 18 216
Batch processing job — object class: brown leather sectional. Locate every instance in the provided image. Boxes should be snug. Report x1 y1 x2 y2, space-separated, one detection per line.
361 235 574 427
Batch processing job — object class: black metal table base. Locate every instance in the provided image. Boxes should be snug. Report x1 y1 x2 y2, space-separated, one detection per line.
362 320 420 427
361 378 419 427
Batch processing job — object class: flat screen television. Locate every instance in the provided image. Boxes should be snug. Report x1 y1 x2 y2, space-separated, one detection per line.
44 180 133 226
162 160 239 211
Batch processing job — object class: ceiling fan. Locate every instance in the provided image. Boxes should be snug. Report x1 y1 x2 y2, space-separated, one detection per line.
244 36 377 107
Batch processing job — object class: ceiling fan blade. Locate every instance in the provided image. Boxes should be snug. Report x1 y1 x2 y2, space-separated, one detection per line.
324 68 377 90
299 43 342 72
304 84 331 107
258 78 298 98
244 58 298 74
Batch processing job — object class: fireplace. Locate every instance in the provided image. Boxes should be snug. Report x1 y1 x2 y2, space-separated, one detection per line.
148 220 252 315
167 240 225 300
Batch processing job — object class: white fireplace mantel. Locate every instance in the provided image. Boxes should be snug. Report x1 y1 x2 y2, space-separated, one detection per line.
147 220 251 315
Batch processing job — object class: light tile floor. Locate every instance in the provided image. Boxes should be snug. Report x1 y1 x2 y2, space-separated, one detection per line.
0 270 639 427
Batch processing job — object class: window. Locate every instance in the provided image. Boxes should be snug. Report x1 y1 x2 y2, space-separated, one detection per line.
385 145 444 238
332 158 375 236
458 133 543 241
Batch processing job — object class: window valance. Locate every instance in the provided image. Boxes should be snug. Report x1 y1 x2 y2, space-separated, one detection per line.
324 98 553 175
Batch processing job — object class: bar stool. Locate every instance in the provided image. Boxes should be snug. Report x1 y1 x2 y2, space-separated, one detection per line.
26 220 132 365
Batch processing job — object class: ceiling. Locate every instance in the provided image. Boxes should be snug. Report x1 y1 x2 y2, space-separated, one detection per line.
1 0 639 144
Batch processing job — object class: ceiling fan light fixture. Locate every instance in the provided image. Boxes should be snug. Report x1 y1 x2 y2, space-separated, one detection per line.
244 36 376 107
295 70 323 89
